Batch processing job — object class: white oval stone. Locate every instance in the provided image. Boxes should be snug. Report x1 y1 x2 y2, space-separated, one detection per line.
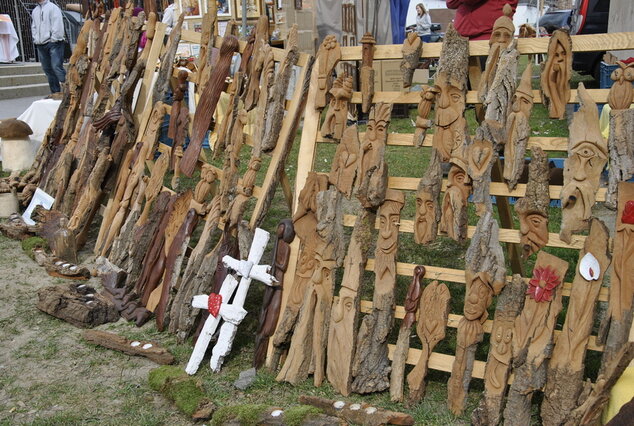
271 410 283 417
62 264 70 268
77 284 86 288
579 252 601 281
55 261 63 266
142 344 153 350
365 407 377 415
130 341 141 347
349 403 361 411
86 294 94 298
333 401 345 410
70 266 78 271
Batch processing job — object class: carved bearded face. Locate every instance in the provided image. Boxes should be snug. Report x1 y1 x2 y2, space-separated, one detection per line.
511 91 534 115
415 189 436 244
519 211 549 258
464 273 493 321
561 141 608 219
490 27 513 48
435 77 465 128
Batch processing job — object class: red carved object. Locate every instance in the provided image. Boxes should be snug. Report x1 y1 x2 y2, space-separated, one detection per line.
622 200 634 224
527 266 562 302
208 293 222 317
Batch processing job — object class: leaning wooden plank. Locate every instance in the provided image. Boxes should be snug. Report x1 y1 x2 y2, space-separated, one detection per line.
83 330 174 365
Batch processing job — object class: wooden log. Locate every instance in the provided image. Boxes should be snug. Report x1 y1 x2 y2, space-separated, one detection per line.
560 84 608 244
181 33 239 177
326 208 375 396
32 249 91 280
83 330 174 364
351 190 404 394
471 274 525 426
250 44 275 157
540 29 572 119
400 32 422 89
541 219 611 426
606 109 634 209
37 283 119 328
390 265 425 402
298 395 414 426
321 74 353 141
502 252 569 426
243 16 270 111
360 33 376 114
448 211 506 415
407 280 450 404
315 35 341 109
414 148 442 245
151 13 184 106
514 146 550 259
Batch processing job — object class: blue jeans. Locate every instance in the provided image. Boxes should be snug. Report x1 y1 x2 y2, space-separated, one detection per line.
36 41 66 93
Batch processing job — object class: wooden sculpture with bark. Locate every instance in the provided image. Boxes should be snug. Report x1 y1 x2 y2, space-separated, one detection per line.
276 187 343 386
407 280 450 404
468 130 495 216
448 211 506 415
502 251 569 426
560 83 608 244
541 29 572 119
439 159 471 242
606 62 634 209
400 32 422 89
352 189 405 394
413 85 439 147
390 265 425 402
471 274 525 426
321 74 353 141
433 24 470 162
541 219 611 426
271 173 329 367
360 32 376 113
479 3 514 103
356 103 392 209
315 35 341 109
415 148 442 245
329 125 360 198
503 63 534 190
244 16 271 111
326 209 375 396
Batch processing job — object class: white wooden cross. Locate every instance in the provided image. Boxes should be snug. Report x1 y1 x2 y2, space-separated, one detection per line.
185 228 277 375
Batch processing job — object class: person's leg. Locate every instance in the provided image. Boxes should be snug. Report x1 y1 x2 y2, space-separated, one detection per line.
49 41 66 92
37 43 60 93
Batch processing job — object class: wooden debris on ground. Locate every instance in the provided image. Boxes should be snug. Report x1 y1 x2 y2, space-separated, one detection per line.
83 329 174 364
37 283 119 328
299 395 414 426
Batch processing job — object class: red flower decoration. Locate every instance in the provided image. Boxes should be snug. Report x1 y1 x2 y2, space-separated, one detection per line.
527 266 561 302
622 200 634 225
208 293 222 317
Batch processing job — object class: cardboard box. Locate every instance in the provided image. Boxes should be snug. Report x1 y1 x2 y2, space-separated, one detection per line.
413 68 430 85
381 60 403 92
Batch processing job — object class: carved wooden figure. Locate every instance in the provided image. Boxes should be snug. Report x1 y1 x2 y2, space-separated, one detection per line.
448 211 506 415
479 3 514 102
182 33 239 177
171 146 183 190
606 62 634 209
407 280 451 404
138 151 170 226
468 134 495 215
439 160 471 242
326 209 375 396
360 32 376 113
251 45 275 156
244 16 270 111
254 219 295 369
515 146 550 259
151 12 184 106
415 148 442 245
471 275 525 426
226 156 261 227
168 70 190 159
413 85 439 147
432 24 470 162
502 251 569 426
390 266 426 402
541 219 611 426
560 83 608 244
320 74 353 140
599 182 634 378
315 35 341 109
541 29 572 119
503 63 535 190
356 102 392 208
328 124 359 197
400 32 422 89
352 189 405 394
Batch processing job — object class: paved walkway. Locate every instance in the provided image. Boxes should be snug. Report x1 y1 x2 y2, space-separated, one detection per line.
0 96 44 120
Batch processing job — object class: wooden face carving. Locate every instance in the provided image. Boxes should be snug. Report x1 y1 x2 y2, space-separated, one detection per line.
374 194 404 286
415 187 436 244
433 75 466 161
360 104 390 179
464 272 493 321
447 165 471 201
541 31 572 119
329 125 359 197
490 27 513 49
519 211 549 257
608 62 634 110
378 202 401 255
310 251 336 289
421 282 451 343
331 286 356 324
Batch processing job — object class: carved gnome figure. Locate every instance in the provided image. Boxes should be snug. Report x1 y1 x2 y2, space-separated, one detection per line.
0 119 35 171
479 4 515 102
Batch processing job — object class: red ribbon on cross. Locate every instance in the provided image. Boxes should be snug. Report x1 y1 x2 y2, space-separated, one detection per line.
208 293 222 317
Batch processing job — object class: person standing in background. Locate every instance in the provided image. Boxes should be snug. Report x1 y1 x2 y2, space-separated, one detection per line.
162 0 176 34
446 0 518 40
416 3 432 41
31 0 66 96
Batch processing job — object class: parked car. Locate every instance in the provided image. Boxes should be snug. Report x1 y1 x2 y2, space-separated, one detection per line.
538 8 572 34
570 0 610 79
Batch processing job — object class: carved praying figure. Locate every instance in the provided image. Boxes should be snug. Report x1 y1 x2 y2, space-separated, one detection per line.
479 3 515 102
432 24 470 162
608 61 634 110
321 74 353 140
440 160 471 242
329 125 360 197
401 31 423 89
413 85 439 147
541 29 572 119
360 32 376 113
560 83 608 244
356 102 392 208
415 148 442 245
315 35 342 109
503 63 535 190
515 147 550 259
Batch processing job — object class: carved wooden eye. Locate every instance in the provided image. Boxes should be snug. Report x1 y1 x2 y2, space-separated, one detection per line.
451 93 461 103
612 68 623 81
625 67 634 82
